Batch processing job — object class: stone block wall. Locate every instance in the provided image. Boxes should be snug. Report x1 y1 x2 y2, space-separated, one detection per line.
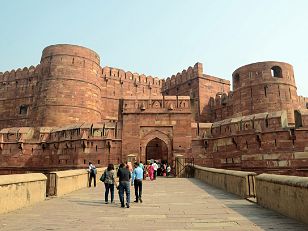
162 63 230 122
0 173 47 214
121 96 192 163
256 173 308 224
0 66 40 129
191 110 308 176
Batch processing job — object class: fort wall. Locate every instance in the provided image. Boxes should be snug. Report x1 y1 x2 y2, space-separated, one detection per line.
162 63 230 122
0 65 40 129
121 96 192 163
0 122 122 171
191 110 308 176
233 62 299 125
1 44 308 176
101 66 163 121
32 44 102 127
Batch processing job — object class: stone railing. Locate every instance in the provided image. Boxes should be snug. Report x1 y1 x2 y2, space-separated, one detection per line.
191 165 256 198
256 174 308 225
47 168 106 196
0 173 47 214
0 168 106 214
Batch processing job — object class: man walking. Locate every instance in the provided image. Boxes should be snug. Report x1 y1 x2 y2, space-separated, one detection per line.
88 162 97 187
132 162 143 203
153 161 158 180
117 163 131 208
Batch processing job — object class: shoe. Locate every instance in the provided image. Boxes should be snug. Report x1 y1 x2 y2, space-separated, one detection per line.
126 203 130 208
121 204 125 208
134 200 138 203
139 197 143 203
105 201 108 204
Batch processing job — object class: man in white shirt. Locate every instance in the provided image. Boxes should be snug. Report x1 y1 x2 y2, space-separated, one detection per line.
87 162 97 187
152 161 158 180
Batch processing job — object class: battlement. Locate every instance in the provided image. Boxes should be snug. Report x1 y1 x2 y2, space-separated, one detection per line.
210 111 289 138
164 62 203 89
102 66 163 87
0 65 40 82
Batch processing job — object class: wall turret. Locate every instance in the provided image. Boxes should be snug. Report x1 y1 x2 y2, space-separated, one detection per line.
232 61 299 124
32 44 102 127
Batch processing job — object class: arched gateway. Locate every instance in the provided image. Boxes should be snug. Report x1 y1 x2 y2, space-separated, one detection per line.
140 130 172 163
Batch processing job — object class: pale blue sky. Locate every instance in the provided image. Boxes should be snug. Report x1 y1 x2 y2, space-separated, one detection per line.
0 0 307 95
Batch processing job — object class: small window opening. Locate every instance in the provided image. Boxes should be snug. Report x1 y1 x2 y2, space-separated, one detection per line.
271 66 282 78
265 115 269 128
264 85 267 97
19 105 28 115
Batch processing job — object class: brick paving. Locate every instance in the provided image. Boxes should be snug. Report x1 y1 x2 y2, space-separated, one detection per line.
0 177 307 231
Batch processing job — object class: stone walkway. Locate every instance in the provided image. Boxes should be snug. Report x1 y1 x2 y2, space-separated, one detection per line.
0 177 307 231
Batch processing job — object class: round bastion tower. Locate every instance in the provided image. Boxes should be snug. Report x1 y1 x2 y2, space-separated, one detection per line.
32 44 102 127
232 61 300 124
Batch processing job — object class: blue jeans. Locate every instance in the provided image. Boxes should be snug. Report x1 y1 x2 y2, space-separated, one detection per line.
104 183 114 202
119 181 130 206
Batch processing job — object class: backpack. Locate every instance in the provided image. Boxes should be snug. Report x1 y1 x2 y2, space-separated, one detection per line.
91 166 97 175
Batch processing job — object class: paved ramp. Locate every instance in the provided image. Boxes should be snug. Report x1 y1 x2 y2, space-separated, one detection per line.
0 178 307 230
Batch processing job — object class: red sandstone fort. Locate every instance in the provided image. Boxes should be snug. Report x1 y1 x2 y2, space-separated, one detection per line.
1 44 308 175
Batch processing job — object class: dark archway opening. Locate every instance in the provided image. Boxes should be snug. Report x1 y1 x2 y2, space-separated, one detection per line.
145 138 168 163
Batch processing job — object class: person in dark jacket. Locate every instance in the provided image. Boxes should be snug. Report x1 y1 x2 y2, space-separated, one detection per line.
117 163 131 208
102 163 117 204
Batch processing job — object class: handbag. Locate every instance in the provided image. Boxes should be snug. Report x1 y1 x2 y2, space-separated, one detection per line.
100 171 106 182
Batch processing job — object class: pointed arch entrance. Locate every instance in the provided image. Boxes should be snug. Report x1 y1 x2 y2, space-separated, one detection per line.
146 138 168 163
140 130 172 164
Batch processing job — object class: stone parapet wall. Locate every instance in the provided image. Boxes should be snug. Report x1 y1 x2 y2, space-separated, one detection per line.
256 173 308 224
0 173 47 214
192 165 256 198
51 168 105 196
0 123 121 170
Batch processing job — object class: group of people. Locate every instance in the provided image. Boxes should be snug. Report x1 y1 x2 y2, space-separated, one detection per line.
87 160 172 208
88 161 144 208
145 161 172 180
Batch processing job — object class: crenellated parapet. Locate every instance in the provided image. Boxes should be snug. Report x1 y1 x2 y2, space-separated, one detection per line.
163 62 203 90
298 96 308 109
102 66 163 87
0 65 40 84
210 111 289 138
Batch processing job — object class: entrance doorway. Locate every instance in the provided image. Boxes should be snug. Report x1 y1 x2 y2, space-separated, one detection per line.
145 138 168 163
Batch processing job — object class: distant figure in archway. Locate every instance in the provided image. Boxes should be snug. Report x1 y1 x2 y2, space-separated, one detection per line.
148 163 154 180
153 161 158 180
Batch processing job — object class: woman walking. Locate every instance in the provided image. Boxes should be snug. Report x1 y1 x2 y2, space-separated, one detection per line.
148 163 154 181
102 163 117 204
